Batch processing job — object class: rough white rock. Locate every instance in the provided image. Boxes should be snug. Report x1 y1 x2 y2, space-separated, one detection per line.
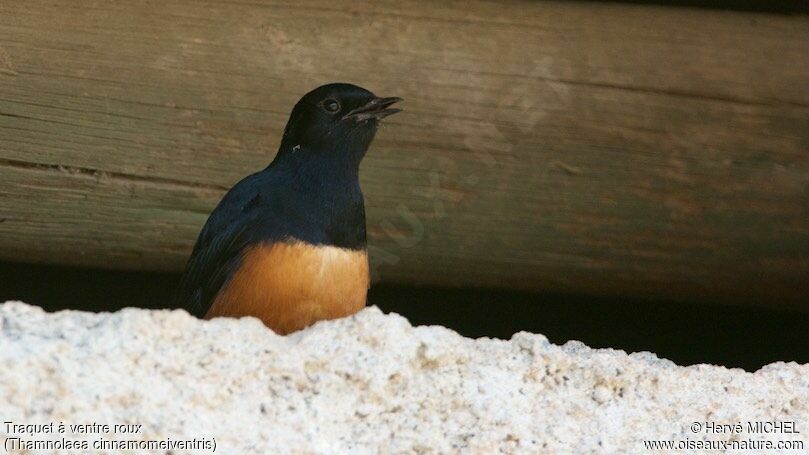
0 301 806 454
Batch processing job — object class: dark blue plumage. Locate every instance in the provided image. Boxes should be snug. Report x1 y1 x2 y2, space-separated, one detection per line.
174 83 401 323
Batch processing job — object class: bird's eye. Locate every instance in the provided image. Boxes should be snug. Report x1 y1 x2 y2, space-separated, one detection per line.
322 99 340 113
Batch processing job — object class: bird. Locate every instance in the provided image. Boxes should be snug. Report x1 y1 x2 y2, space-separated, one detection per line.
174 83 402 334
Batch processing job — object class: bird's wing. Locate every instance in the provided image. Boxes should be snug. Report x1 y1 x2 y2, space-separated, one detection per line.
174 175 266 318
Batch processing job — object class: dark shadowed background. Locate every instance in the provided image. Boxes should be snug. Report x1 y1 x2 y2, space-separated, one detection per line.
2 261 807 372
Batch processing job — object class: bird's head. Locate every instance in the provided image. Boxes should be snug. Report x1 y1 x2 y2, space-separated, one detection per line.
276 83 402 168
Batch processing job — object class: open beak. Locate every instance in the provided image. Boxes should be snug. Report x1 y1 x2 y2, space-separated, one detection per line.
344 97 403 122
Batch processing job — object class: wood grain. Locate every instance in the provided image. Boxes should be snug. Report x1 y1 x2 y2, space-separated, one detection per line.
1 0 807 310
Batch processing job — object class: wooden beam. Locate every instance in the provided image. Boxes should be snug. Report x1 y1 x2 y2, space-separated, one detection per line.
1 1 807 310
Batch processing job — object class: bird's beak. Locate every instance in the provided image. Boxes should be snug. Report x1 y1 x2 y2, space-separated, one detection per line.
344 97 403 122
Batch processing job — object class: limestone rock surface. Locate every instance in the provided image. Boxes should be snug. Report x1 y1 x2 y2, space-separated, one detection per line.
0 301 806 454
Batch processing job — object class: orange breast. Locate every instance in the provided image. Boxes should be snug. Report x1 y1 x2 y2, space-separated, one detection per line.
205 241 369 335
